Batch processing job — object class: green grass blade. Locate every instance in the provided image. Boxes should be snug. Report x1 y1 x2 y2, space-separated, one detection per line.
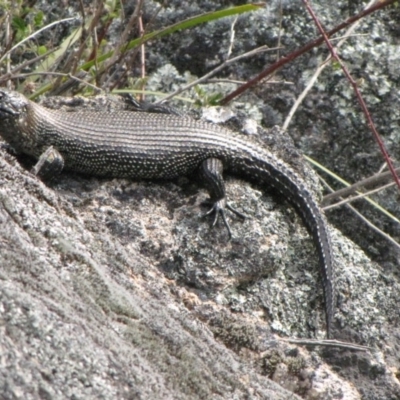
80 3 265 71
305 155 400 224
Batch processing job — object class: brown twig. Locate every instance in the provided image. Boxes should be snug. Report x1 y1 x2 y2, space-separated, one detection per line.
323 181 396 211
158 46 280 104
302 0 400 190
220 0 396 105
206 78 293 85
101 0 144 87
48 1 103 94
87 15 113 63
320 176 400 251
0 16 77 65
283 0 376 131
71 1 103 76
10 71 101 93
108 1 163 91
4 11 11 90
322 167 400 206
278 338 370 351
139 16 146 101
0 48 58 84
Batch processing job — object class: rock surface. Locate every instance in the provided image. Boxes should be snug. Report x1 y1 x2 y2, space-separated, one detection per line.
1 148 304 399
1 117 399 398
1 0 400 399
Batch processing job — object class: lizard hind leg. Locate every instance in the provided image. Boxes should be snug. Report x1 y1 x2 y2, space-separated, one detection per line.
198 158 245 239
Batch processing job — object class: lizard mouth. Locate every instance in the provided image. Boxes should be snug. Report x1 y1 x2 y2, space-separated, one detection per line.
0 104 19 117
0 91 21 118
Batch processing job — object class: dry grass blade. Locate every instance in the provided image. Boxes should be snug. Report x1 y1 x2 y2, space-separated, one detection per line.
283 0 377 130
220 0 396 105
319 176 400 251
0 17 77 65
302 0 400 191
323 181 396 211
278 338 371 351
323 167 400 206
159 45 280 104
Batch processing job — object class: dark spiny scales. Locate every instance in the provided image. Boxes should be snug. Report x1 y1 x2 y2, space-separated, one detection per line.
0 89 335 337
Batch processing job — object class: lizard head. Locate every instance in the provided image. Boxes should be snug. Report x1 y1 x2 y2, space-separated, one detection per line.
0 89 29 119
0 89 37 153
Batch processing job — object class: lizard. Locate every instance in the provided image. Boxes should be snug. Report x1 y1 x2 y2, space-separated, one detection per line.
0 88 335 337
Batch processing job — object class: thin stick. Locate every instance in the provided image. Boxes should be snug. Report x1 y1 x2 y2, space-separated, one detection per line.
302 0 400 190
102 0 144 80
220 0 396 105
323 167 400 205
283 0 376 130
158 46 280 104
206 78 293 85
278 338 370 351
0 17 77 64
139 16 146 101
5 12 11 90
320 177 400 251
323 181 395 211
10 72 101 93
226 15 239 59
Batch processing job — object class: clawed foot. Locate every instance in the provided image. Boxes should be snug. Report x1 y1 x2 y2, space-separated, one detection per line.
202 200 246 239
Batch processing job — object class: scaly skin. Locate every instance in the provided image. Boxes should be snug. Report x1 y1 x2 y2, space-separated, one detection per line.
0 89 335 337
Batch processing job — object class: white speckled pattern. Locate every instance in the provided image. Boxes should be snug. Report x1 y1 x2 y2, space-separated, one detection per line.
0 89 335 338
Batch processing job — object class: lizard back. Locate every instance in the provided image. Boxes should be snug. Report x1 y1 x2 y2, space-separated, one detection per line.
0 89 335 337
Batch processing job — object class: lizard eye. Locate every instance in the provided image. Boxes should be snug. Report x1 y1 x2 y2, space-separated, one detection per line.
0 90 19 117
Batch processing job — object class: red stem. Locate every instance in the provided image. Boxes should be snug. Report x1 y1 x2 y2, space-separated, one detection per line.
302 0 400 190
220 0 396 105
